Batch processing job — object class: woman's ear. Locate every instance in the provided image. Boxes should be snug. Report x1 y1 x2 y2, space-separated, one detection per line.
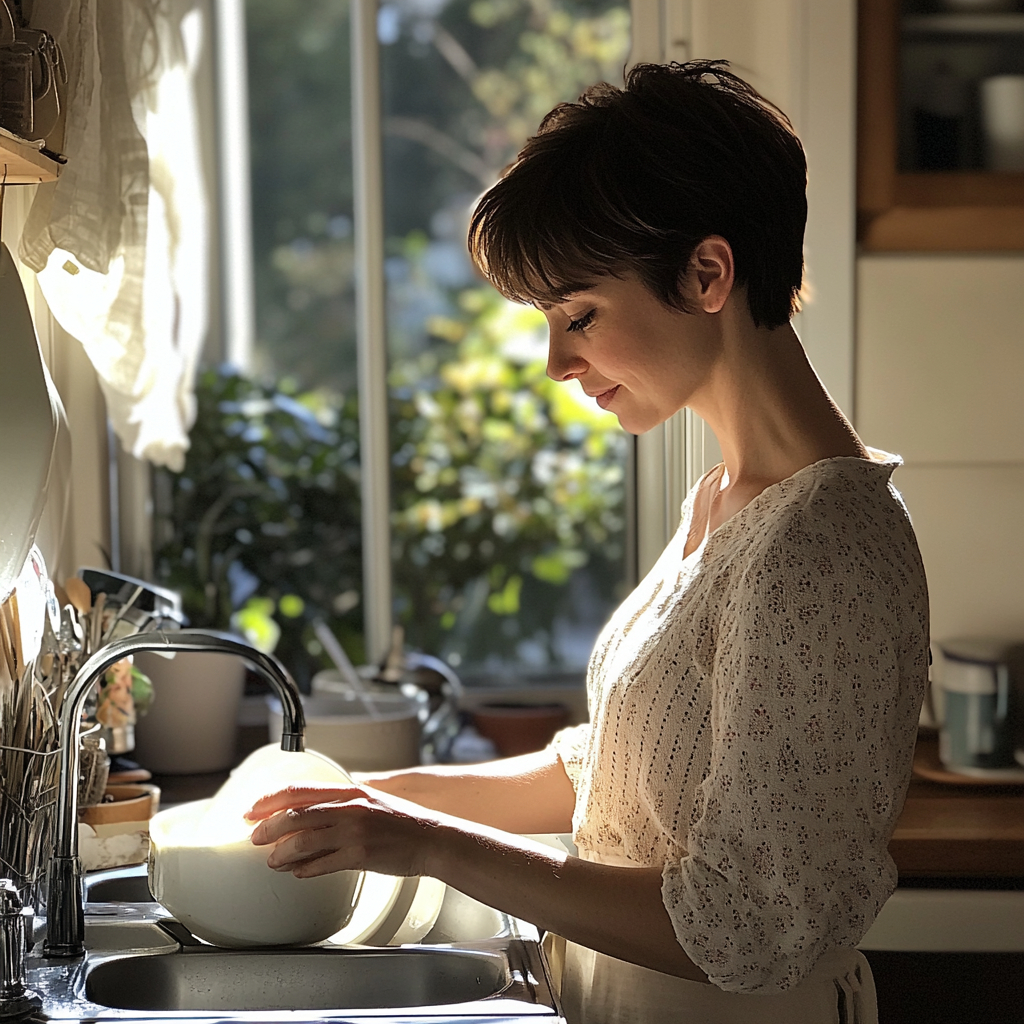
683 235 735 314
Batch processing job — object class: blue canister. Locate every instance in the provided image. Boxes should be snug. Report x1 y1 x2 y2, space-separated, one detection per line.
937 639 1022 771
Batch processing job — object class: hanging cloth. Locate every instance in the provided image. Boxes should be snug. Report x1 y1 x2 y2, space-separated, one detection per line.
18 0 208 471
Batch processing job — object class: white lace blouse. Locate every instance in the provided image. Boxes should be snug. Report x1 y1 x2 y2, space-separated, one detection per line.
551 451 929 994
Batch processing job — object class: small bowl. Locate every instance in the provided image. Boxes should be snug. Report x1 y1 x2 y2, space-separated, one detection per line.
80 783 161 836
471 703 569 757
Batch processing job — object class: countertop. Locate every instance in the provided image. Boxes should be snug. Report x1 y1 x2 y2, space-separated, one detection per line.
892 734 1024 879
153 730 1024 880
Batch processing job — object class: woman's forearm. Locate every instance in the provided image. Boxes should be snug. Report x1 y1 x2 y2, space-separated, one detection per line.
424 823 707 983
249 781 706 983
355 749 577 835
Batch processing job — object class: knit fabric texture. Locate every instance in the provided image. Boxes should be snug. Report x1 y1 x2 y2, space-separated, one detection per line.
550 451 929 993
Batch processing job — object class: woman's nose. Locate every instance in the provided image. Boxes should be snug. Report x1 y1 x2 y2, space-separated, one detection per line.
546 330 589 382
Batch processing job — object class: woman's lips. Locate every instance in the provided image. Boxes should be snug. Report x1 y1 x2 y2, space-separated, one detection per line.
595 385 620 410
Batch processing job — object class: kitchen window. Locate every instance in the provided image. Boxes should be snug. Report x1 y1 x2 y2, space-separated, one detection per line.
152 0 701 689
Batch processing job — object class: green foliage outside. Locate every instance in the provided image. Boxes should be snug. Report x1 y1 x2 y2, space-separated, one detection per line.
153 0 632 681
390 274 627 667
154 284 625 682
153 370 365 679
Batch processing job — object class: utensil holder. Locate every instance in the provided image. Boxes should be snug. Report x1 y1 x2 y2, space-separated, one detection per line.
0 744 59 914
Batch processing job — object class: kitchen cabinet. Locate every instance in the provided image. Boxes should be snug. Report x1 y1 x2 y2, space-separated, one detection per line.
859 0 1024 249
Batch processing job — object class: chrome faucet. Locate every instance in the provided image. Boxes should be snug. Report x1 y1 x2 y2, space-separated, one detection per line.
43 630 306 959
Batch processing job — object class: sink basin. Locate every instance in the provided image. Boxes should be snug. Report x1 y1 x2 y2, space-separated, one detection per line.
85 948 509 1011
86 873 153 903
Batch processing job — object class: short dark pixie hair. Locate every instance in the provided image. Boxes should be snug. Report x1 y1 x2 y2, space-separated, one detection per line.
469 60 807 330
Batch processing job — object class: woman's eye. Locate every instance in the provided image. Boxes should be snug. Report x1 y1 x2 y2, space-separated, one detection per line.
567 309 596 333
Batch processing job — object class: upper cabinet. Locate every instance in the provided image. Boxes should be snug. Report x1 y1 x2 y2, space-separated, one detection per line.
859 0 1024 249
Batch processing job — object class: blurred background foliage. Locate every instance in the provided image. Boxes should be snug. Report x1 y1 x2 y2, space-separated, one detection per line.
154 0 630 684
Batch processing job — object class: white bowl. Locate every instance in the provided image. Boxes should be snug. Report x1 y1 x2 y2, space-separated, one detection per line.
149 798 362 947
268 692 422 772
148 746 363 947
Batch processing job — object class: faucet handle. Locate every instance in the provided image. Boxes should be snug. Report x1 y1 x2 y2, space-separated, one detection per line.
0 878 41 1016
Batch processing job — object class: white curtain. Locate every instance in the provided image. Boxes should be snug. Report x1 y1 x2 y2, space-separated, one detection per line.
19 0 209 472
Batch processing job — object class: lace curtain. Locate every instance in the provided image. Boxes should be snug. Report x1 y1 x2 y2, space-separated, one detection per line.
18 0 209 471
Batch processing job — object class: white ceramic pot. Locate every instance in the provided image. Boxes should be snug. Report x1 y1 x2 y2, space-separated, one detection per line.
133 651 245 774
267 691 422 773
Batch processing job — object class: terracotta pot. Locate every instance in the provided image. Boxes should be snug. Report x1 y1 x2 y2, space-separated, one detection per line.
80 783 161 834
471 703 569 758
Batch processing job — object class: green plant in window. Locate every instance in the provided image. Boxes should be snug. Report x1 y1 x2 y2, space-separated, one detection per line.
152 368 364 685
389 281 628 665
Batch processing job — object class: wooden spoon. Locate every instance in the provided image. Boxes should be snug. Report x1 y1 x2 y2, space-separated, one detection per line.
64 577 92 615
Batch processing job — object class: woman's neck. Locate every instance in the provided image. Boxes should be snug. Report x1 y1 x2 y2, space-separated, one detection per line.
687 301 866 519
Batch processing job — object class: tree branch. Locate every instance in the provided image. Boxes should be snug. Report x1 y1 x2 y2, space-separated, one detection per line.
384 117 495 188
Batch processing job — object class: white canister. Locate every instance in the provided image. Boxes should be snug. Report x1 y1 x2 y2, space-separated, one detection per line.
980 75 1024 172
133 651 246 774
267 692 422 773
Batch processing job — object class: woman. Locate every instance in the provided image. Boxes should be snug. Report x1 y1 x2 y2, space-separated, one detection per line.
247 61 929 1023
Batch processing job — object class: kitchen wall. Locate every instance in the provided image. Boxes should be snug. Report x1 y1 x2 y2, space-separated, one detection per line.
857 256 1024 645
0 186 110 582
680 0 1024 649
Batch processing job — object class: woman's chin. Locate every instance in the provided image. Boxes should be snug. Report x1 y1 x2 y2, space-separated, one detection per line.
617 408 673 436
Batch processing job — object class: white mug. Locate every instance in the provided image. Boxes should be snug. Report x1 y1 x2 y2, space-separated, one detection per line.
980 75 1024 172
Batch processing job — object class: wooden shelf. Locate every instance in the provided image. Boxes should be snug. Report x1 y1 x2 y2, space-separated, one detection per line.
858 0 1024 251
0 130 62 184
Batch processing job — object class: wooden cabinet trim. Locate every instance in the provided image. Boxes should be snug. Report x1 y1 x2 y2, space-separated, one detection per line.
857 0 1024 251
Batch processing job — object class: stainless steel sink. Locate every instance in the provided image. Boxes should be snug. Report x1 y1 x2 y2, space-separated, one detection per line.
32 867 563 1020
86 947 509 1011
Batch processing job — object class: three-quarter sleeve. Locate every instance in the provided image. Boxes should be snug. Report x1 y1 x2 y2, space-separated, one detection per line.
547 723 591 792
660 499 928 992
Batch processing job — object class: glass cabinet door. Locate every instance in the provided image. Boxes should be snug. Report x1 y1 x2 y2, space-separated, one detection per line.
858 0 1024 250
899 1 1024 173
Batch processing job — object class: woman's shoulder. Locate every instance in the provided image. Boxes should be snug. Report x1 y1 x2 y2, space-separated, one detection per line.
746 449 910 531
716 449 924 580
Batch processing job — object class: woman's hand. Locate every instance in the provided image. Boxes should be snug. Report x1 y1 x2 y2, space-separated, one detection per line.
245 784 445 879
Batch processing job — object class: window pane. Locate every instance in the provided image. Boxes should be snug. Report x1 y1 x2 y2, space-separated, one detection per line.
246 0 355 393
153 0 364 689
155 0 632 688
379 0 632 677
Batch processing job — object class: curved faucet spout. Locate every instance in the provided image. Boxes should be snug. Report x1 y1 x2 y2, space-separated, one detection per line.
44 630 305 959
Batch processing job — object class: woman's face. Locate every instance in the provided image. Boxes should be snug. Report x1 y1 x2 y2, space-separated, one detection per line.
539 272 716 435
